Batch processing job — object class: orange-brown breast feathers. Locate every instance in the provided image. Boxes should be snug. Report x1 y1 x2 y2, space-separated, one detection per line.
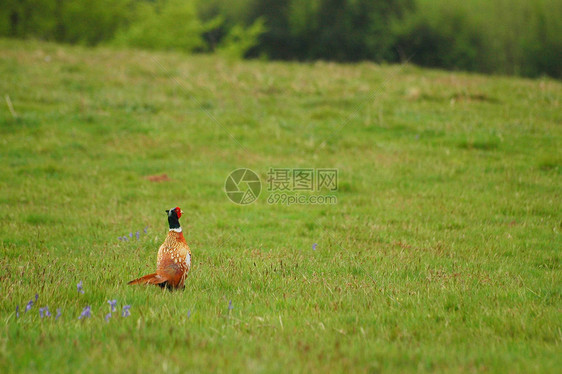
155 231 191 288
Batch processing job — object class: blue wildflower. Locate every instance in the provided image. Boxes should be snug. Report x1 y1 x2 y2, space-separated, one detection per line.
129 232 133 239
228 300 233 310
16 305 19 318
45 306 51 317
187 310 191 319
77 281 85 294
39 307 44 318
122 305 131 317
144 226 148 234
123 236 128 241
35 294 39 302
118 237 123 241
312 243 317 250
105 313 111 322
25 299 33 312
108 299 117 312
78 305 91 319
135 231 140 240
56 308 61 320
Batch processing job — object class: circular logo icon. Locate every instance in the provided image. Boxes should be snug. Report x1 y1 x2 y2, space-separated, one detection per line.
225 168 261 205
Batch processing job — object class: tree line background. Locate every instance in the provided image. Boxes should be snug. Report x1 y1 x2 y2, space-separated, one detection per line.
1 0 560 78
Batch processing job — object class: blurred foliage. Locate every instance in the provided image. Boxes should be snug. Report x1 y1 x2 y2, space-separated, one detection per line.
0 0 132 45
215 18 266 59
392 0 562 77
112 0 206 52
0 0 560 77
392 1 487 72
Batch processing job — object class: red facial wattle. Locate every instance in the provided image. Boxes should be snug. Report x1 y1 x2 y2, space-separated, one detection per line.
175 207 182 219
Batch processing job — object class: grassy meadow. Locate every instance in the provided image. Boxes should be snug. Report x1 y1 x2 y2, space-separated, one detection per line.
0 39 561 372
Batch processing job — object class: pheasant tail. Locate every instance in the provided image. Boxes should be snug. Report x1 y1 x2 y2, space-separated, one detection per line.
127 273 167 286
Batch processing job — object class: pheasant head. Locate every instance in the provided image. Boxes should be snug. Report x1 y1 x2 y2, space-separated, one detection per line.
165 206 183 231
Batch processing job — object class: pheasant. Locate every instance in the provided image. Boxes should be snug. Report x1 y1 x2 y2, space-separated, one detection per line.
128 207 192 290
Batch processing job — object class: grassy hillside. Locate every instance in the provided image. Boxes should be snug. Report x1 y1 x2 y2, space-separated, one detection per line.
0 39 560 373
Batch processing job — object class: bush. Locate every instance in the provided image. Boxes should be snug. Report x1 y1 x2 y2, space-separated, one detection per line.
392 0 562 78
392 1 485 72
215 18 266 59
112 0 264 57
520 1 562 78
112 0 206 53
248 0 412 61
0 0 132 45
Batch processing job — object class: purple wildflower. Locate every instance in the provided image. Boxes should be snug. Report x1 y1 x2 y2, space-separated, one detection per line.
108 299 117 312
123 236 128 241
78 305 91 319
122 305 131 317
228 300 233 310
77 281 85 294
35 294 39 302
187 310 191 319
16 305 19 318
312 243 317 250
25 299 33 312
39 306 51 318
105 313 111 322
144 226 148 234
118 237 123 241
129 232 133 239
56 308 61 320
135 231 140 240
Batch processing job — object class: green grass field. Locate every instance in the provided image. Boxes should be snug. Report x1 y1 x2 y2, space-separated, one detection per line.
1 39 560 373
